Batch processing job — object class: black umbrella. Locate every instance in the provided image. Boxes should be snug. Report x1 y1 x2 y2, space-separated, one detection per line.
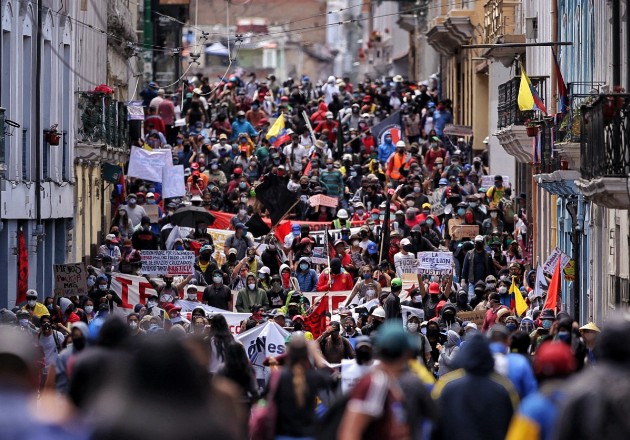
169 206 216 228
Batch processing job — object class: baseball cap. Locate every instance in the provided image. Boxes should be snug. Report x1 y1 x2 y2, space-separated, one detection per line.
428 282 440 294
391 278 402 288
400 238 411 246
373 320 414 360
474 235 485 242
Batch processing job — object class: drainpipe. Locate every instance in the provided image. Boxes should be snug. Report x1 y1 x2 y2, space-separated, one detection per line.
35 3 42 225
612 0 621 87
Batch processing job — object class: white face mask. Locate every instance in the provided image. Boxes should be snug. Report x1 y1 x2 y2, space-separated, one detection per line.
27 300 36 307
147 301 157 308
99 284 107 291
129 321 138 329
490 212 498 218
84 306 94 314
407 323 419 332
248 283 256 290
499 286 508 294
187 293 197 300
413 295 422 303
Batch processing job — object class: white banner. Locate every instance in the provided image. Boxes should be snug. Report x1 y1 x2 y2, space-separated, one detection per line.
480 175 510 189
417 251 453 276
542 247 570 274
237 321 289 386
401 304 425 328
140 250 195 275
127 147 172 182
162 165 186 199
178 300 250 336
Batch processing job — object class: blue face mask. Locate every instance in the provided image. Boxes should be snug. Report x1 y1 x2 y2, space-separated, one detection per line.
557 331 571 343
371 214 379 220
175 245 184 251
457 208 466 216
413 187 421 193
239 182 247 189
506 323 517 332
362 273 371 280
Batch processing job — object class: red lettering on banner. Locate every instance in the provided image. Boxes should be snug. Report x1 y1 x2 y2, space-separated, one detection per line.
229 325 242 335
138 282 155 305
331 295 348 311
116 276 133 309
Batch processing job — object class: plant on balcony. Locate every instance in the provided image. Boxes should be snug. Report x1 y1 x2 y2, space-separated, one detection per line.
603 86 626 124
525 120 539 137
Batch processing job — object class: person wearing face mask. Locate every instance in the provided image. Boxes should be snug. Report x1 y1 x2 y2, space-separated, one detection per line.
21 289 50 319
184 285 200 303
123 194 148 228
351 202 370 222
377 131 395 165
145 294 159 311
345 265 383 306
424 136 447 171
461 235 496 299
230 111 258 142
89 275 123 312
126 313 143 336
265 274 288 309
79 299 96 324
293 257 318 293
97 234 122 270
131 216 159 251
207 158 227 188
193 244 219 285
466 195 486 224
319 159 344 200
443 151 463 178
235 273 270 313
496 277 512 307
482 204 504 235
393 238 418 278
316 258 354 292
36 314 64 388
481 293 508 332
201 270 232 311
145 274 191 307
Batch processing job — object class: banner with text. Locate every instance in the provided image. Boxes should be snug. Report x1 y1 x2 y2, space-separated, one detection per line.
127 147 172 182
237 322 289 386
542 247 571 274
140 250 195 275
417 251 453 276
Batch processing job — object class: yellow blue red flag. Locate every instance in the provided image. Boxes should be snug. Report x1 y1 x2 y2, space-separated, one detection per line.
518 62 548 115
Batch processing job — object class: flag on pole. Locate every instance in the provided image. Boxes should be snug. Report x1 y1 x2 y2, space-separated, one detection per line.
511 277 528 317
552 48 569 114
518 62 548 115
17 229 28 304
255 172 298 225
303 295 329 339
265 114 285 140
543 258 562 310
532 263 548 298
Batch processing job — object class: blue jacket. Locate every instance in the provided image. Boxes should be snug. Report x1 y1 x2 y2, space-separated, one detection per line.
231 119 258 140
490 342 538 399
377 133 395 164
295 269 318 292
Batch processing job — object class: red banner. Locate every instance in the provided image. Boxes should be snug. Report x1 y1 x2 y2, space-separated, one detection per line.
17 229 28 304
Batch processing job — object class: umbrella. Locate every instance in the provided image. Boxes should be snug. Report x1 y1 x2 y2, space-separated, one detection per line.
169 206 216 228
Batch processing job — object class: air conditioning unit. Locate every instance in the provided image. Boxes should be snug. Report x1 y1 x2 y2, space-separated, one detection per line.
526 17 538 40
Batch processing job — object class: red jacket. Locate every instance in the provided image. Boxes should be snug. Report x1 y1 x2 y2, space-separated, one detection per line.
316 270 354 292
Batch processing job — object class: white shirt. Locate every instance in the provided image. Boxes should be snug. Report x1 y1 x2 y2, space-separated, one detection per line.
38 330 64 373
394 251 418 278
283 143 308 171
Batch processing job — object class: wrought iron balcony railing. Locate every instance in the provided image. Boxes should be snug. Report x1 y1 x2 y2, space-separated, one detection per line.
539 123 561 173
497 76 546 128
77 92 129 150
580 94 630 179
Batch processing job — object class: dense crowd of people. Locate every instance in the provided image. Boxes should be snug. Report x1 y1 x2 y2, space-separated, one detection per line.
1 72 619 439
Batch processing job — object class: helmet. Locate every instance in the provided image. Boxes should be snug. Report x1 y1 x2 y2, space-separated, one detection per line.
200 244 214 254
337 209 349 219
439 178 448 185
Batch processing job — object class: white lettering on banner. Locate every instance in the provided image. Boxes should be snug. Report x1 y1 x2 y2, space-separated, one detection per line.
162 165 186 199
237 322 289 386
542 247 570 274
417 251 453 275
127 147 173 182
140 250 195 275
307 227 361 248
54 263 88 296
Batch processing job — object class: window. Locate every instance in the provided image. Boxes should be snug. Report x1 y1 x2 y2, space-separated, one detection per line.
42 39 52 180
21 34 32 180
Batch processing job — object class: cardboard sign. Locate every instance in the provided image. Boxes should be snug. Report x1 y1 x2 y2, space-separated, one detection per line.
140 250 195 275
309 194 339 208
311 247 328 264
417 252 453 276
450 224 480 241
395 255 418 277
542 247 570 274
54 263 88 296
457 310 486 326
447 218 464 236
443 124 473 136
144 204 160 223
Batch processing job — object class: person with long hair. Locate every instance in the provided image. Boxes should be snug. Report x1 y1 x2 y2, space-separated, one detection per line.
207 314 234 373
215 341 258 406
111 209 134 239
271 335 331 440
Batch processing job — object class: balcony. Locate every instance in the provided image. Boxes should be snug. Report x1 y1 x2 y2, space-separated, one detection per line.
426 9 474 56
494 76 547 164
577 94 630 208
482 0 525 65
76 92 129 162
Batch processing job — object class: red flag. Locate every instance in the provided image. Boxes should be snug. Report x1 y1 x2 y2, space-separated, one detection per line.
303 295 329 339
543 258 562 310
274 220 292 242
552 48 569 114
17 229 28 304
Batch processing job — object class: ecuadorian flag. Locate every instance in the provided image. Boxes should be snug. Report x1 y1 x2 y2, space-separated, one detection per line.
518 62 548 115
265 113 286 144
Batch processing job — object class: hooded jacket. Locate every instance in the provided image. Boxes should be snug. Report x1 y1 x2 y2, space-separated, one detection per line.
432 335 519 440
377 130 395 164
55 322 90 394
437 303 462 333
438 330 461 377
235 272 269 312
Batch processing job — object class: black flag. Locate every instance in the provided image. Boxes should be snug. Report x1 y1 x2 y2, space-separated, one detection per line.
245 212 271 238
255 173 299 225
